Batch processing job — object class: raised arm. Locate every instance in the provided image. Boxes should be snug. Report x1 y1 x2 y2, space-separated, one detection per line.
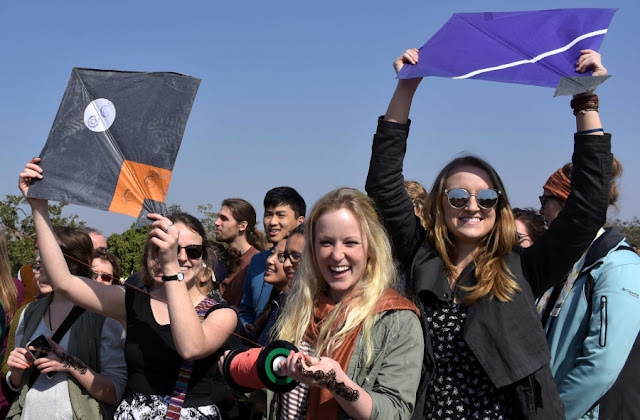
365 49 426 269
523 50 613 296
147 214 237 360
18 158 126 326
574 49 607 134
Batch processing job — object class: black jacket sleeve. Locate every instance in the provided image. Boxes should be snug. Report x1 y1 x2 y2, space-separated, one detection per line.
365 117 425 270
522 133 613 297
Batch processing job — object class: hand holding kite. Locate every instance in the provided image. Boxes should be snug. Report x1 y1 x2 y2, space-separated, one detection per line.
147 212 180 276
576 49 607 77
19 157 47 206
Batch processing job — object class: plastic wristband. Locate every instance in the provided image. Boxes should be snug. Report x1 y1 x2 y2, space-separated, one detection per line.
576 128 604 135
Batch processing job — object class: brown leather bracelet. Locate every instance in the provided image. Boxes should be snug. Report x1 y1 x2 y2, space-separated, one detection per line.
571 94 599 116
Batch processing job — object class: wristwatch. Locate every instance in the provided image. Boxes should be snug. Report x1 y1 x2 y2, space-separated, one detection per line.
162 272 184 282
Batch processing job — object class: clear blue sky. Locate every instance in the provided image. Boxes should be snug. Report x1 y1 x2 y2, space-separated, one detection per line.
1 1 638 236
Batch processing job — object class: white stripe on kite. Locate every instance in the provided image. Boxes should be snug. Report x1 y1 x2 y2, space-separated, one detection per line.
452 29 608 80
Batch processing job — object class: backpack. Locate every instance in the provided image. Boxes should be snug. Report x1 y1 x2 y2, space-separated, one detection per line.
580 229 639 420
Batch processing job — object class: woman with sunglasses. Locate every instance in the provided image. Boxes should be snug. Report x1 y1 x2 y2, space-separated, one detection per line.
92 247 122 285
4 227 127 419
366 48 612 419
18 158 238 419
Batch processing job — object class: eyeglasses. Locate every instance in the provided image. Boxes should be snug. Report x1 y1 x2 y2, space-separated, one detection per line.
178 244 203 259
517 232 532 245
277 251 302 264
93 272 115 284
539 195 563 209
32 263 41 273
444 188 501 210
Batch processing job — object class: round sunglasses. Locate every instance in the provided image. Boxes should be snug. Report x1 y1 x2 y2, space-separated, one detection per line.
177 244 203 259
444 188 501 209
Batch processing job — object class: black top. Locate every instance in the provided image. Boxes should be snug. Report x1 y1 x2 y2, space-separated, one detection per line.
124 287 229 407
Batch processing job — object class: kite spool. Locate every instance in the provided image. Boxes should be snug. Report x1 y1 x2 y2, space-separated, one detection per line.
222 340 299 393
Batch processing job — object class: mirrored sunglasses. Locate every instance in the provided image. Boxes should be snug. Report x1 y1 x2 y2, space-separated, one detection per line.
178 244 203 259
444 188 501 210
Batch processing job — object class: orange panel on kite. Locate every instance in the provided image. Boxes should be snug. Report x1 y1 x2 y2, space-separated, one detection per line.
109 161 173 217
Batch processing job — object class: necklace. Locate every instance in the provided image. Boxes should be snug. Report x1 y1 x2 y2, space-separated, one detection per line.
47 307 53 330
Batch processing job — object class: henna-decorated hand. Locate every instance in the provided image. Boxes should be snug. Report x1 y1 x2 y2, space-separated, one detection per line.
33 339 88 376
281 351 360 402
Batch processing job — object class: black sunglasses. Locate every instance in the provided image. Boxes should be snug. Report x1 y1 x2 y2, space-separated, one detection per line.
178 244 203 259
32 263 41 273
444 188 501 209
93 272 115 284
277 251 302 264
539 195 563 208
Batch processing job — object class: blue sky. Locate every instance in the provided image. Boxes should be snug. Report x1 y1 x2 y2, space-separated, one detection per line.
1 1 638 236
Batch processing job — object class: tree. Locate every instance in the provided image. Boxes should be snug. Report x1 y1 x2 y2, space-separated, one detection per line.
197 203 218 240
610 217 640 247
107 224 149 277
1 194 84 276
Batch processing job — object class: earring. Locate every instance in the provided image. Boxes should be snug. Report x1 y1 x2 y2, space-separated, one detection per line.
202 262 207 268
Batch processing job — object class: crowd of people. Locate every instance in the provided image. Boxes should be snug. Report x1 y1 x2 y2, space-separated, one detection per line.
0 48 638 420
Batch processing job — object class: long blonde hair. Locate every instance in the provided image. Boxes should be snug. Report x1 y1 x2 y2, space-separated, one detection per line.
0 235 19 323
425 156 520 304
275 188 396 363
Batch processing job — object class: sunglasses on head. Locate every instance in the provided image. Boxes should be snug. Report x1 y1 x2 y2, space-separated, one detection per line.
444 188 501 209
93 272 115 284
178 244 203 259
277 251 302 264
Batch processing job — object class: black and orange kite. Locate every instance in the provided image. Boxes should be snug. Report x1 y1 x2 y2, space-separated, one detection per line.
27 68 201 225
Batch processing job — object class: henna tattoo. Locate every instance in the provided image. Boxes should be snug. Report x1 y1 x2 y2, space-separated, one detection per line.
52 350 88 374
297 359 360 402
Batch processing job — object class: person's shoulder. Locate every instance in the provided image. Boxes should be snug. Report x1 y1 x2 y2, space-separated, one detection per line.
249 249 271 266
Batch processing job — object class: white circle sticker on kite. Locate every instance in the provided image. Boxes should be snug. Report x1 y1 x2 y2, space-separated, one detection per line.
84 98 116 132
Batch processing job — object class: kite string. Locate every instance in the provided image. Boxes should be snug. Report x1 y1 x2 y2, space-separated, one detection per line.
0 220 262 349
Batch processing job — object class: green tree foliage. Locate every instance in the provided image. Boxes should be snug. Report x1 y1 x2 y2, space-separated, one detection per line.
197 203 218 240
1 194 84 276
610 217 640 247
107 224 149 277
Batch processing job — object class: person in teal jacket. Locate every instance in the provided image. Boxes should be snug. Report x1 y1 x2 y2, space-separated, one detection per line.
539 157 640 420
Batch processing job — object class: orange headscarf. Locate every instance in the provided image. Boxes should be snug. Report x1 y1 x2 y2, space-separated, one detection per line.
303 289 419 420
543 168 571 201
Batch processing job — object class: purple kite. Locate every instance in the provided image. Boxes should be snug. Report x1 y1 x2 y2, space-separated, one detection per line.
398 8 617 96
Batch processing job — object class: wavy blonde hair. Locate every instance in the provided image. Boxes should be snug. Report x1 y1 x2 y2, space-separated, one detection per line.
275 187 396 364
425 156 520 304
0 235 18 323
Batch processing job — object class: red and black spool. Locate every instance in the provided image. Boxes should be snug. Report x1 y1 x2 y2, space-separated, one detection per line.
222 340 299 393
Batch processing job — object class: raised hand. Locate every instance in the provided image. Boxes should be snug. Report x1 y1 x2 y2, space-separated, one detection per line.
576 49 607 77
393 48 420 75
